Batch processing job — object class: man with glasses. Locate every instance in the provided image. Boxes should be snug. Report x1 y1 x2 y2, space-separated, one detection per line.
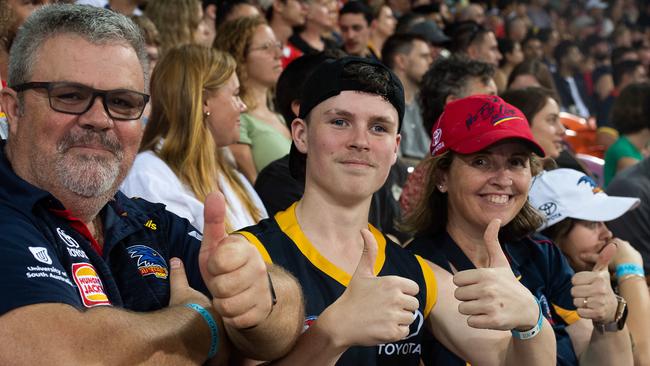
0 4 303 364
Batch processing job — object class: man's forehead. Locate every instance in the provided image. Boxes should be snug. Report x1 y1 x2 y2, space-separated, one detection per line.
340 13 366 25
315 91 398 122
29 34 145 90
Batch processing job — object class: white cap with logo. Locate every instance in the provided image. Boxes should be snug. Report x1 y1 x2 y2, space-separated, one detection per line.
529 168 640 230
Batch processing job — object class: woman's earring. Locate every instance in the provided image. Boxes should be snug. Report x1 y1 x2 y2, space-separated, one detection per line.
438 184 447 193
204 111 211 117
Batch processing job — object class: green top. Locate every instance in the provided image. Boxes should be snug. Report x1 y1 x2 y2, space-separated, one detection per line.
604 136 643 187
238 112 291 172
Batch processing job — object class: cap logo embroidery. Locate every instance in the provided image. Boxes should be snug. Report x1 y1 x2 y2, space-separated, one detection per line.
466 101 521 129
432 128 442 146
538 202 557 216
577 175 602 193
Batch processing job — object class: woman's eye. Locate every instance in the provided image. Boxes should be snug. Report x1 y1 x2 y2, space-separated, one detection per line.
509 158 527 168
471 158 488 167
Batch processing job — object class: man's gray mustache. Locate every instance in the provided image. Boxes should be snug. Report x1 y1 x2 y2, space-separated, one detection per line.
57 130 123 159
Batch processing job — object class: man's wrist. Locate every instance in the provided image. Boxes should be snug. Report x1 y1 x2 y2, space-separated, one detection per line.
185 303 219 359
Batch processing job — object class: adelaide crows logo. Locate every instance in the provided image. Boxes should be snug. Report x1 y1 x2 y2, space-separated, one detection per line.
577 175 602 193
127 245 169 279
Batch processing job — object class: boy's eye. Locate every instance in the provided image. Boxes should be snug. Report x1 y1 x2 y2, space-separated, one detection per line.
371 124 387 133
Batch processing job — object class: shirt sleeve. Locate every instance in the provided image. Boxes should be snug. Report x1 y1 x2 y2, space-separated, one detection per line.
238 114 253 145
0 213 82 315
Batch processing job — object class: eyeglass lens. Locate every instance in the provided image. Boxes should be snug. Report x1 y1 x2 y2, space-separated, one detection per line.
49 83 147 120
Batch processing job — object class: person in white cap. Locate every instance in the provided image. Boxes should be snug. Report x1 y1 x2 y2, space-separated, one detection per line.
530 168 650 365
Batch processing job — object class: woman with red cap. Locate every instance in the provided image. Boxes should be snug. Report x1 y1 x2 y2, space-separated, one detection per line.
404 95 633 366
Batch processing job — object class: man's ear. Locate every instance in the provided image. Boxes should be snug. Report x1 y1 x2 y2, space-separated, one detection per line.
272 0 284 13
0 88 21 137
370 18 378 31
445 93 458 105
394 53 407 71
291 118 308 153
392 133 401 164
290 100 300 118
466 44 479 60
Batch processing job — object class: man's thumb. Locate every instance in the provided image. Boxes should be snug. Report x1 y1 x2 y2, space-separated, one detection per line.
484 219 509 268
353 229 378 278
199 191 227 281
169 257 189 304
593 242 617 272
203 191 228 247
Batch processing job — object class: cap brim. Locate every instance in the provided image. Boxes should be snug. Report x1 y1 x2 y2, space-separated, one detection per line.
565 194 640 222
451 130 546 157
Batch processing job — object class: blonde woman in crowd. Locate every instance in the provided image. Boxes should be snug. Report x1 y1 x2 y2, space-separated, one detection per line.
145 0 212 54
215 15 291 183
121 45 267 233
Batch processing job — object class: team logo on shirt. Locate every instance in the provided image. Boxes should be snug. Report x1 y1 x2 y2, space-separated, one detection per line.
377 310 424 356
71 263 111 307
127 245 169 279
57 227 80 248
28 246 52 265
404 310 424 340
56 227 89 259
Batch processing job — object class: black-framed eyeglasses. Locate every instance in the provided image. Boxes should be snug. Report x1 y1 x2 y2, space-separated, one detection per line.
12 81 150 121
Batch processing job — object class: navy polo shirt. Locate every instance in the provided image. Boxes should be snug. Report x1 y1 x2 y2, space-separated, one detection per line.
0 140 208 315
408 231 580 366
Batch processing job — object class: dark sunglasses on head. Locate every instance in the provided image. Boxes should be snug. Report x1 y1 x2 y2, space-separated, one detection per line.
12 81 150 121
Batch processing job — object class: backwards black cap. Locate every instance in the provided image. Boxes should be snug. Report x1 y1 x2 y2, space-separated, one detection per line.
290 56 405 180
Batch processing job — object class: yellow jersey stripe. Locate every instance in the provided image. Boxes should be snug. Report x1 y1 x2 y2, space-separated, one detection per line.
553 303 580 325
236 231 273 264
275 202 387 287
415 255 437 318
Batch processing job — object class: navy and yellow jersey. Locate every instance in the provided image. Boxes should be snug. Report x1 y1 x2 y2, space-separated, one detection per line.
0 141 208 315
236 202 437 366
408 231 580 366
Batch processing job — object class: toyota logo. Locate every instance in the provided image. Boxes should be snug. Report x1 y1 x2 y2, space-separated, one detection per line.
538 202 557 216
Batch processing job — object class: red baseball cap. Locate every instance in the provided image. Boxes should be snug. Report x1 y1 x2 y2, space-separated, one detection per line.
429 95 545 157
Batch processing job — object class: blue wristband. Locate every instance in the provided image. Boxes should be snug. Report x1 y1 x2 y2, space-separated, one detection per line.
616 263 644 278
511 297 543 340
185 303 219 359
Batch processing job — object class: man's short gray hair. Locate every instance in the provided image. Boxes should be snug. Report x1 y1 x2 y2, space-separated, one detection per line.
8 4 148 91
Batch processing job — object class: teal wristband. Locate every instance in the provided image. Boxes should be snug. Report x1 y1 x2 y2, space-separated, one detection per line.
616 263 644 278
185 303 218 359
511 297 543 340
